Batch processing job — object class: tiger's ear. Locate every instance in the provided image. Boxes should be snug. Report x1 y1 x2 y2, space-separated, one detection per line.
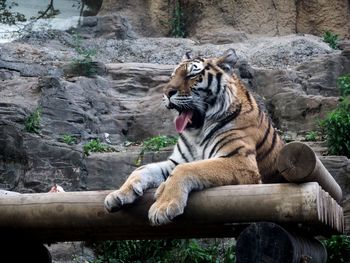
215 49 239 74
182 51 192 61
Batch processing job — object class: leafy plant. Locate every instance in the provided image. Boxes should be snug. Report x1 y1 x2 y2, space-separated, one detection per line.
320 99 350 158
62 134 76 145
70 34 97 77
170 0 186 38
92 239 174 263
143 135 178 152
222 243 236 263
25 108 41 134
319 73 350 157
90 239 236 263
176 239 219 263
337 74 350 97
305 131 318 141
322 235 350 263
135 135 178 166
323 31 339 49
83 139 114 155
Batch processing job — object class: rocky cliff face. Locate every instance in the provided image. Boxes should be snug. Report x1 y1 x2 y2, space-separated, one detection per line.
99 0 350 38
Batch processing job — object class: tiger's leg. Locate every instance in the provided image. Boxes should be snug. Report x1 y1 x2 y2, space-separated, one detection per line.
148 155 261 225
104 160 176 212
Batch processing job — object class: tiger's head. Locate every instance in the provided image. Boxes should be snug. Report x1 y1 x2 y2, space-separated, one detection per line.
163 49 239 133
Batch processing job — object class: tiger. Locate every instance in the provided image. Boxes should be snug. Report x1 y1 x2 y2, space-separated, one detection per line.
104 49 285 226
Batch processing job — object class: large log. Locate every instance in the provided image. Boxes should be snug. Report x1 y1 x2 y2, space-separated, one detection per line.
277 142 342 203
0 183 343 242
236 222 327 263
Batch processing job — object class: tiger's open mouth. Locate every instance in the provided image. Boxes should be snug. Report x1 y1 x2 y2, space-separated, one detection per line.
174 109 205 133
175 111 193 133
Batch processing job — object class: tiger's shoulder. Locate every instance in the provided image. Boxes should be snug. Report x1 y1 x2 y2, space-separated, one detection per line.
225 73 285 183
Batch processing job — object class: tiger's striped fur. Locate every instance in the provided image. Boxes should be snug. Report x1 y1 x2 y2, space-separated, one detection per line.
105 49 285 225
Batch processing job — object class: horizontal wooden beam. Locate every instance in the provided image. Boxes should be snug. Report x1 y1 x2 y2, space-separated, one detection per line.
0 182 343 242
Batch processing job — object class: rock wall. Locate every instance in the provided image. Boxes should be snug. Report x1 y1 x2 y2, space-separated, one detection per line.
99 0 350 38
1 30 349 192
296 0 350 38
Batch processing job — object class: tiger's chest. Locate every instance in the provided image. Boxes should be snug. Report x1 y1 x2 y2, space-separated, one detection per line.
180 129 228 161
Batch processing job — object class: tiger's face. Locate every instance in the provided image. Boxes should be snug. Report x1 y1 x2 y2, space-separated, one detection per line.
163 49 239 133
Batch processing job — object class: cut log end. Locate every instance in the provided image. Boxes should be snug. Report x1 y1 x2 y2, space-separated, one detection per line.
277 142 342 203
236 222 327 263
277 141 316 181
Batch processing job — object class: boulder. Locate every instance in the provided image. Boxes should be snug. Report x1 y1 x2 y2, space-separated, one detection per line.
0 121 87 193
249 49 350 133
32 63 177 144
99 0 167 37
106 63 177 140
85 148 172 190
47 242 95 263
79 14 137 39
0 62 178 193
296 53 350 97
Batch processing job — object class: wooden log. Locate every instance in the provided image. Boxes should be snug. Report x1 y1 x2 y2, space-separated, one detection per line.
236 222 327 263
277 142 342 203
0 183 343 242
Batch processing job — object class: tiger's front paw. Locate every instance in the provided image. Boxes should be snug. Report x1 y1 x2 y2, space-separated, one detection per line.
148 181 187 225
104 190 131 213
148 199 185 226
104 171 144 213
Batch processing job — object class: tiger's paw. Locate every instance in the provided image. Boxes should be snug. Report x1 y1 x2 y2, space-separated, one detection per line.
104 172 144 213
104 190 129 213
154 182 166 199
148 199 185 226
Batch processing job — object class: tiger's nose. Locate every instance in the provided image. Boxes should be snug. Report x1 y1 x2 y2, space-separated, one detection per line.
166 88 177 98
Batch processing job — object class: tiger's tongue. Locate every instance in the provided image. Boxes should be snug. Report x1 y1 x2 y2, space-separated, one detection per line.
175 111 193 133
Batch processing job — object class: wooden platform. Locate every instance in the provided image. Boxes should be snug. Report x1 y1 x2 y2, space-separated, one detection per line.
0 182 343 242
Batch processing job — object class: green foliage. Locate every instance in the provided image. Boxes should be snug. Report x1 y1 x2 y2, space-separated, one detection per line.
90 239 236 263
70 34 97 77
25 108 41 134
62 134 76 145
143 135 178 152
135 135 178 166
337 74 350 97
170 0 186 38
222 244 236 263
175 239 219 263
304 131 318 141
323 31 339 49
91 239 175 263
320 73 350 158
0 0 26 25
83 139 114 155
320 98 350 158
322 235 350 263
